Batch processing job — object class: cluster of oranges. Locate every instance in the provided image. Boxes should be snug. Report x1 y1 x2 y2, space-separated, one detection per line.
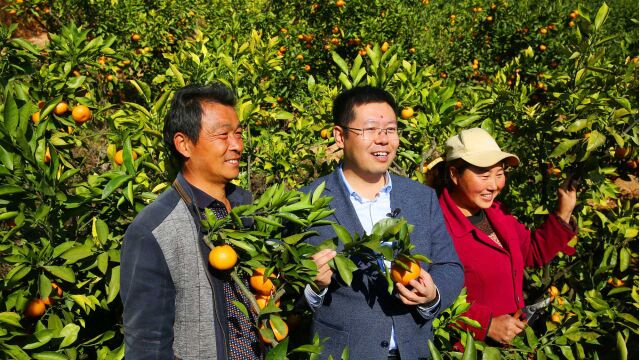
31 101 92 126
24 283 63 318
207 245 289 343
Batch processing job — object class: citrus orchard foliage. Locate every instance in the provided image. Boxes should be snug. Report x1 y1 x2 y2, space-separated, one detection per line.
0 0 638 359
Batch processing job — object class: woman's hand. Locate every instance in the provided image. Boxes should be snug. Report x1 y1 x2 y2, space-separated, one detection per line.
487 314 527 344
556 182 577 223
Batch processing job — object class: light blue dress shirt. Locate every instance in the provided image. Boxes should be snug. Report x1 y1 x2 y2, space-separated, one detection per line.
305 165 441 351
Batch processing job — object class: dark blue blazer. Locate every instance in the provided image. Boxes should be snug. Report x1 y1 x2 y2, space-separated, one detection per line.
301 170 464 360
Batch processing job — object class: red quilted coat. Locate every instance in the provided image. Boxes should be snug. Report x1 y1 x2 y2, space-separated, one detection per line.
438 188 577 340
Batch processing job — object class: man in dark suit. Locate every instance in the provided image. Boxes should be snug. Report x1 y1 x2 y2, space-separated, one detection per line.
302 86 464 360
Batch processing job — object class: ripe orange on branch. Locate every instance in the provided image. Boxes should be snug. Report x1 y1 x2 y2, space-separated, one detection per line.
72 105 92 124
208 244 237 270
250 267 276 295
401 107 414 119
114 149 138 165
24 299 46 318
391 258 421 286
54 101 68 115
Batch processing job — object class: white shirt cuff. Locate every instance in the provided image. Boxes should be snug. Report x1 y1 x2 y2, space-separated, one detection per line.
416 285 440 320
304 284 328 311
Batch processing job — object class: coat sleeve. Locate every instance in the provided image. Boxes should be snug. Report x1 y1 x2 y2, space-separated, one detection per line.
506 204 577 268
120 222 176 360
424 189 465 316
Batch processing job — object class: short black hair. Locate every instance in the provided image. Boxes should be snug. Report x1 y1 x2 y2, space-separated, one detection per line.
163 83 236 164
332 86 397 126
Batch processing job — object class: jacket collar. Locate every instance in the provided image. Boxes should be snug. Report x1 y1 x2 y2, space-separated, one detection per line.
324 169 366 236
175 172 243 209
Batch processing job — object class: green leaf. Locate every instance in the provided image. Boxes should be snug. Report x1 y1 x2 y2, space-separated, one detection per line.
331 51 349 74
43 266 75 283
0 312 23 328
58 323 80 347
265 337 289 360
254 215 283 228
334 254 357 286
0 184 24 196
107 266 120 303
461 332 476 360
97 252 109 274
39 273 52 299
428 340 443 360
61 245 93 264
231 300 248 318
619 247 630 272
96 218 109 244
482 347 501 360
3 93 18 138
24 329 55 349
123 137 135 176
331 224 353 244
550 139 580 157
566 119 588 132
312 181 326 204
32 351 67 360
593 3 609 31
559 346 575 360
586 131 606 152
101 175 132 199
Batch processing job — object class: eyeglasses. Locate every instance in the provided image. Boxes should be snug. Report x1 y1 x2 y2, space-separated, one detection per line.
341 125 401 140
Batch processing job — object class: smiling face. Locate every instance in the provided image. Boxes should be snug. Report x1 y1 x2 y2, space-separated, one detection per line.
176 101 243 190
334 102 399 184
449 162 506 216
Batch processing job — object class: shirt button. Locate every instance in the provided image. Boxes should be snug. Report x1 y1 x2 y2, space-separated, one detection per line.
381 340 389 348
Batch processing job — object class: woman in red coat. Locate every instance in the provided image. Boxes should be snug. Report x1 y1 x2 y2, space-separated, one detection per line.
435 128 577 345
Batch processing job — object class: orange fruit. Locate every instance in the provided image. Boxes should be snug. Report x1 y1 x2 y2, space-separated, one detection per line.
44 147 51 164
106 74 114 81
401 107 414 119
304 64 311 72
569 11 578 19
408 47 416 54
131 33 141 41
320 129 329 139
261 319 289 343
547 285 560 298
390 259 421 286
208 245 237 270
250 268 275 295
332 26 340 34
52 283 63 297
335 0 345 7
114 149 138 165
613 279 625 287
71 105 92 124
550 313 562 323
24 299 46 318
54 101 68 116
540 28 548 34
568 21 575 28
256 295 280 309
539 44 547 52
486 16 493 23
31 112 41 125
455 100 463 109
381 42 389 53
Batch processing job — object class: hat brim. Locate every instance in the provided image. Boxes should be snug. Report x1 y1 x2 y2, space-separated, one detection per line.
461 151 520 168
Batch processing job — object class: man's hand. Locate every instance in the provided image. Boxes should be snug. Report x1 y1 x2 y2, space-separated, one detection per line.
487 314 527 344
396 268 437 306
556 182 577 223
312 249 336 291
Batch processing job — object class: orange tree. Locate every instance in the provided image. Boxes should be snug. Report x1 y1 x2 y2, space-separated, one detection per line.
0 0 637 358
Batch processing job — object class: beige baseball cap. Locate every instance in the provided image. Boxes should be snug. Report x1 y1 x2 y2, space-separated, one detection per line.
445 128 520 167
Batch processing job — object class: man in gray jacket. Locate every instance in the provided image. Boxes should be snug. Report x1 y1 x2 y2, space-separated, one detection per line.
303 86 464 359
120 84 259 359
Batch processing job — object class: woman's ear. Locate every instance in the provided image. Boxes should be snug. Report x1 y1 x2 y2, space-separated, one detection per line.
449 166 460 186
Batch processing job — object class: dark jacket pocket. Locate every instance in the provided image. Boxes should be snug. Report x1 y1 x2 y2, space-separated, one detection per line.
313 319 350 360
